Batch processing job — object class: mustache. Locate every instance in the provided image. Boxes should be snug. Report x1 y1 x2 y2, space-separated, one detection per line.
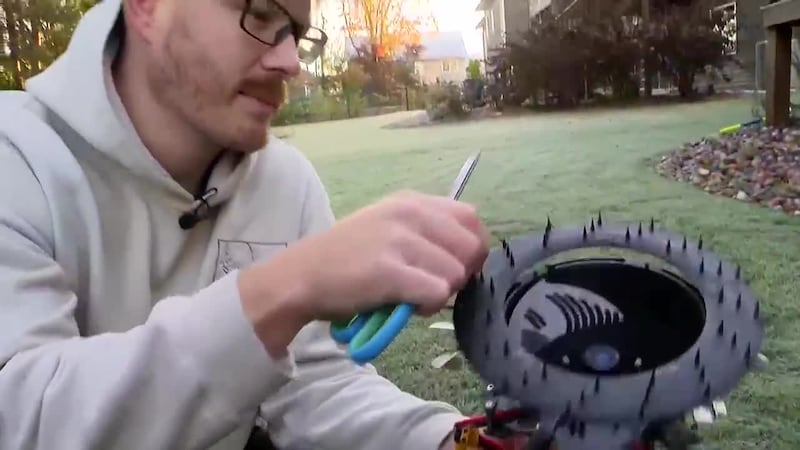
238 79 287 107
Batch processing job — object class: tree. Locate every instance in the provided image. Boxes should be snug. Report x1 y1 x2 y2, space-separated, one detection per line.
339 0 437 61
466 60 481 80
333 60 371 117
1 0 96 90
646 1 728 97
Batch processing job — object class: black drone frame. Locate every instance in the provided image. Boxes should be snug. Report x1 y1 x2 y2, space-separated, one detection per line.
452 214 765 450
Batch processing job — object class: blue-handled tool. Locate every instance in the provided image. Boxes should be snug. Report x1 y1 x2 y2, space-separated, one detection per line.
330 151 482 364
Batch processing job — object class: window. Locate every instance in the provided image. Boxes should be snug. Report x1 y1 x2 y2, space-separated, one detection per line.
442 61 451 72
711 2 737 56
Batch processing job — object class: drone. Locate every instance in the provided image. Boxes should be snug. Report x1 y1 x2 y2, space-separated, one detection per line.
448 214 766 450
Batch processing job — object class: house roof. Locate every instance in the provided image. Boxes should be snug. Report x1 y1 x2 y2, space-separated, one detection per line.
344 31 469 61
416 32 469 61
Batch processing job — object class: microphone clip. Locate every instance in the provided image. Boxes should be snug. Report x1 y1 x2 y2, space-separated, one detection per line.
179 188 219 230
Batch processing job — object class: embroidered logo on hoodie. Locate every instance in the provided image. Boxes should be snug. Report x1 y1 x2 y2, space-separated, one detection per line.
213 239 287 281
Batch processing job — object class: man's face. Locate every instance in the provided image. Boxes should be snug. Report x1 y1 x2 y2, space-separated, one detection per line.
132 0 311 153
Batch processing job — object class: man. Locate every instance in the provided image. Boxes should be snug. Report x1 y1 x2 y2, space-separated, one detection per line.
0 0 490 449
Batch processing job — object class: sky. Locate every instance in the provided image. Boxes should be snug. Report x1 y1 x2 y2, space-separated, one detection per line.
316 0 486 60
430 0 484 59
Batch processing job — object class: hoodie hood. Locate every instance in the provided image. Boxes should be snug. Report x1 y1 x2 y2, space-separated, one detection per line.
23 0 250 209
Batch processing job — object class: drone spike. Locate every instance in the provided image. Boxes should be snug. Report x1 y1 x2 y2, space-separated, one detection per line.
639 371 653 418
666 240 671 255
541 363 548 381
699 366 706 382
597 211 603 227
489 278 495 296
543 228 550 248
704 384 711 400
545 216 553 233
590 219 595 233
582 226 588 241
694 349 701 367
501 238 508 249
731 332 738 349
698 236 704 250
717 261 723 277
637 222 643 236
736 294 742 311
625 227 631 242
745 344 752 367
735 265 741 280
522 370 529 386
579 390 586 405
754 302 760 320
718 287 724 304
717 320 724 336
509 252 515 268
479 271 484 283
649 217 655 232
594 377 600 393
699 258 705 274
682 236 687 251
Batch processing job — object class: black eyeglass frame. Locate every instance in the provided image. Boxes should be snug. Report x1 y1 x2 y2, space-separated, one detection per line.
239 0 328 63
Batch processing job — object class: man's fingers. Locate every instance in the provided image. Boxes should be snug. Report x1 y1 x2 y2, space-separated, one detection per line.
390 264 452 310
399 232 468 292
415 209 484 271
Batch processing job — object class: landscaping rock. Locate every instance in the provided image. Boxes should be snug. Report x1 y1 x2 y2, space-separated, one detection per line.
656 125 800 216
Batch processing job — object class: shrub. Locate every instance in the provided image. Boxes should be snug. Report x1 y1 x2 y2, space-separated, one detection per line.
494 0 729 107
425 83 468 121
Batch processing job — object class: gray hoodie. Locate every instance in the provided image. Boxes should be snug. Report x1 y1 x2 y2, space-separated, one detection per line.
0 0 465 449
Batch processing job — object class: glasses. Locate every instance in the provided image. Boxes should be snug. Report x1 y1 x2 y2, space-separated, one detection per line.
239 0 328 64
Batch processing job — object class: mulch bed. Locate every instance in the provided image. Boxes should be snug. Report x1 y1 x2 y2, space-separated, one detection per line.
656 125 800 216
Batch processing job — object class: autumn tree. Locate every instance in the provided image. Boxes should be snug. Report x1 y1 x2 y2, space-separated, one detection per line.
339 0 436 61
339 0 432 99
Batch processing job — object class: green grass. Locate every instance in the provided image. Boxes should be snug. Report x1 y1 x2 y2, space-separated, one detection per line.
277 97 800 449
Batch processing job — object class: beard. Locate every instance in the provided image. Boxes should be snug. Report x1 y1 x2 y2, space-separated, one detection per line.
146 16 287 154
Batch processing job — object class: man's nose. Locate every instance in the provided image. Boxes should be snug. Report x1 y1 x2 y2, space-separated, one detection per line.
259 35 301 77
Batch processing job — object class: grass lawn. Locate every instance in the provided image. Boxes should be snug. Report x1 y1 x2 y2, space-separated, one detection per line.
277 96 799 449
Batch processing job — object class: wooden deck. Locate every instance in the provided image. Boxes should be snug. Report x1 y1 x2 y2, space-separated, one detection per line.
763 0 800 126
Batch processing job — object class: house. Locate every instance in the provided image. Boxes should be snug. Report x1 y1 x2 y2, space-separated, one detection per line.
476 0 767 92
413 32 471 85
475 0 534 69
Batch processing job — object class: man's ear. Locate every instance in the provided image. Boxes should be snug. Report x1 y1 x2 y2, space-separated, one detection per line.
121 0 166 44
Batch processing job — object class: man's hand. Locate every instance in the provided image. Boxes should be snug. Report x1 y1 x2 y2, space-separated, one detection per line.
238 190 490 356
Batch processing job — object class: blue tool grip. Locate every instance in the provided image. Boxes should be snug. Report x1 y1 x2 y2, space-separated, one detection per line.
349 303 415 365
330 314 369 344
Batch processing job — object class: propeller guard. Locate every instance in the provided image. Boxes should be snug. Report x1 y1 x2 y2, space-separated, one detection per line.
452 215 765 449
